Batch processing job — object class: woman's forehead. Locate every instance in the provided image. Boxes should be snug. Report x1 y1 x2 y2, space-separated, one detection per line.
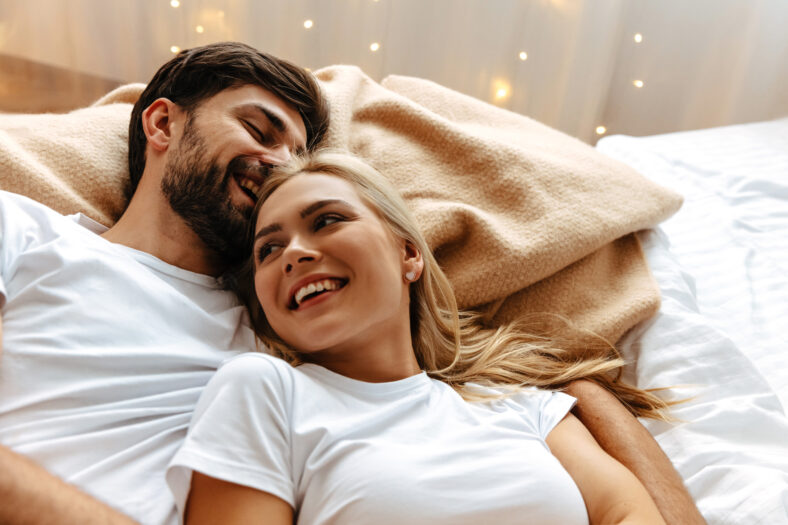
256 173 367 226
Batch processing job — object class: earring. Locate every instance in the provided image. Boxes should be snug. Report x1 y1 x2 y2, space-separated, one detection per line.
405 271 416 282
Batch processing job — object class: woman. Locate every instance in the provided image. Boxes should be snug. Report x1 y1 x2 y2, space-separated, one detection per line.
167 151 668 524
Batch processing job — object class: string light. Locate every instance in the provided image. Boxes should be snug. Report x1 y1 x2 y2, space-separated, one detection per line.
596 126 607 135
633 80 644 88
634 33 643 43
492 79 512 102
370 42 380 52
519 51 528 61
170 0 180 7
303 19 314 29
170 46 181 54
195 25 204 33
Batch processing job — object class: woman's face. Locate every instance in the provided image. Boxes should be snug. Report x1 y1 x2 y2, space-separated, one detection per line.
252 173 415 361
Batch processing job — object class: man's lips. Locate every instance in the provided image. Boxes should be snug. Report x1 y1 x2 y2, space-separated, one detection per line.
226 157 269 204
287 275 348 310
233 172 263 203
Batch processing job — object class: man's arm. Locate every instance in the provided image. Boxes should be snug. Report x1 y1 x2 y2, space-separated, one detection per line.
0 445 138 525
547 413 665 524
565 380 706 525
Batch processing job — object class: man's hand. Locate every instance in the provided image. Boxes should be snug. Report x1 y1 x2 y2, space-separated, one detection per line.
0 445 139 525
565 380 706 525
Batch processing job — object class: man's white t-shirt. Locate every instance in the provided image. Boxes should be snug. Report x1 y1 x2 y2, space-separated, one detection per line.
167 353 589 525
0 191 256 525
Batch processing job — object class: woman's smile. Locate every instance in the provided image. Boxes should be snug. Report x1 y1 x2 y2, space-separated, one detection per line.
288 277 348 310
253 172 415 360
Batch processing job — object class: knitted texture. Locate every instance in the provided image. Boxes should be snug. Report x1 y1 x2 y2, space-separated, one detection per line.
0 83 144 225
315 66 683 342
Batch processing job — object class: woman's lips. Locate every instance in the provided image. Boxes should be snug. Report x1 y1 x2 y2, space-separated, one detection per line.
289 277 348 310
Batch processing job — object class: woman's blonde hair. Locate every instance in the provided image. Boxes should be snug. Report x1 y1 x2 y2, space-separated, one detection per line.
234 150 670 419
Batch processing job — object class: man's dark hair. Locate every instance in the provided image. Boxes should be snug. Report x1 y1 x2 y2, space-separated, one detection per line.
128 41 329 195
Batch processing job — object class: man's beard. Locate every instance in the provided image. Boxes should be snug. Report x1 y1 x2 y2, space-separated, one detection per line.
161 120 253 269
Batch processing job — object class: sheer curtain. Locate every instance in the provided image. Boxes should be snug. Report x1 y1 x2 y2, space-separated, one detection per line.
0 0 785 143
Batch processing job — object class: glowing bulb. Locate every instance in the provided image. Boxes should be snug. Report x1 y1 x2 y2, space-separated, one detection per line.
170 46 181 54
633 80 644 88
491 78 512 102
304 19 313 29
596 126 607 135
519 51 528 61
370 42 380 52
170 0 180 7
195 25 204 33
634 33 643 43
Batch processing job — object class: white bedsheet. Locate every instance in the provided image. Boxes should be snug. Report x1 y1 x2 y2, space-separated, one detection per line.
597 118 788 524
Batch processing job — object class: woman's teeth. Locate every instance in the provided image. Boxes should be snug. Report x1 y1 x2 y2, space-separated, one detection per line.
294 279 343 306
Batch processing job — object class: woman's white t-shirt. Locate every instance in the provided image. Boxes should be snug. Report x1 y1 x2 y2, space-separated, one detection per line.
167 353 588 525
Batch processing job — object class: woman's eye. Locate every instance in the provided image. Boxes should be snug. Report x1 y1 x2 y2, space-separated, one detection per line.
314 214 344 230
256 243 281 262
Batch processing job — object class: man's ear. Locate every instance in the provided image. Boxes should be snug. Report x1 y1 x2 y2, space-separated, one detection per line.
402 240 424 282
141 98 180 153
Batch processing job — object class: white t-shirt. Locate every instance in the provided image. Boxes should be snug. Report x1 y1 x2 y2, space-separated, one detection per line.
167 353 589 525
0 191 256 525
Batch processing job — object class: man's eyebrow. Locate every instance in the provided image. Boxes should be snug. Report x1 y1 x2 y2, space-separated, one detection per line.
300 199 352 219
242 103 287 134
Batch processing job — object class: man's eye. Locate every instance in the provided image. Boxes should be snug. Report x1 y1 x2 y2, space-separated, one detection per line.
243 120 267 142
256 243 281 262
314 214 344 230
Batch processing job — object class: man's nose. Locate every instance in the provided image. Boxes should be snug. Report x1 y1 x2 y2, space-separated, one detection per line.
264 143 294 166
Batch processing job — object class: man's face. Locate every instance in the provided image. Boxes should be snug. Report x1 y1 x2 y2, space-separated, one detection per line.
161 85 308 267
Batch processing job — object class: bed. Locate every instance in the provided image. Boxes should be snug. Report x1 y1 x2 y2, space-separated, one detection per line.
598 118 788 524
1 67 786 524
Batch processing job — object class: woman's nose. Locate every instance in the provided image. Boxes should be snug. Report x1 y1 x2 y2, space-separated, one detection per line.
282 240 320 274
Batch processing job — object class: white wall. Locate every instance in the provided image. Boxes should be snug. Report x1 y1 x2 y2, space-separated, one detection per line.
0 0 785 142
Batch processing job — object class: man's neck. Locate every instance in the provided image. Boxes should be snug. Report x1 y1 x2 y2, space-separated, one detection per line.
101 192 224 277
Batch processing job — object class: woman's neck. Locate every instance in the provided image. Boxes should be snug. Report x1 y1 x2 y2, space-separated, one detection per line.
302 331 422 383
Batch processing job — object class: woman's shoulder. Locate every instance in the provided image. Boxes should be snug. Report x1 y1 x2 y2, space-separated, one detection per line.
212 352 298 392
466 384 577 437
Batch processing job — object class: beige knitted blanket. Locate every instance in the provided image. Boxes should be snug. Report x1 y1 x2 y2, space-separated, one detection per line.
0 66 682 344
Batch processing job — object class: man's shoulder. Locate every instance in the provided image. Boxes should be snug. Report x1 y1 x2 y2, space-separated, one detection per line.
0 190 73 227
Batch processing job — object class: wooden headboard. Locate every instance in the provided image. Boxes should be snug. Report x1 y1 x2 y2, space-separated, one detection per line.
0 53 122 114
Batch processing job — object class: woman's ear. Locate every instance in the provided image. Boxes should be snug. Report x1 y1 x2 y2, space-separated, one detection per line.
141 98 179 152
402 240 424 282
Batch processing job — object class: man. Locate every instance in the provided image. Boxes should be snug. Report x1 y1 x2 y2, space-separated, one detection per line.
0 42 703 524
0 42 328 524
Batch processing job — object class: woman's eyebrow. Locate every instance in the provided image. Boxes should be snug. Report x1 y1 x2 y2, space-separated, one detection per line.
299 199 352 218
255 199 353 242
254 223 282 241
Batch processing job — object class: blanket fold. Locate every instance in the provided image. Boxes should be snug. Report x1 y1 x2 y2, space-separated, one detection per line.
0 67 682 344
315 66 682 342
